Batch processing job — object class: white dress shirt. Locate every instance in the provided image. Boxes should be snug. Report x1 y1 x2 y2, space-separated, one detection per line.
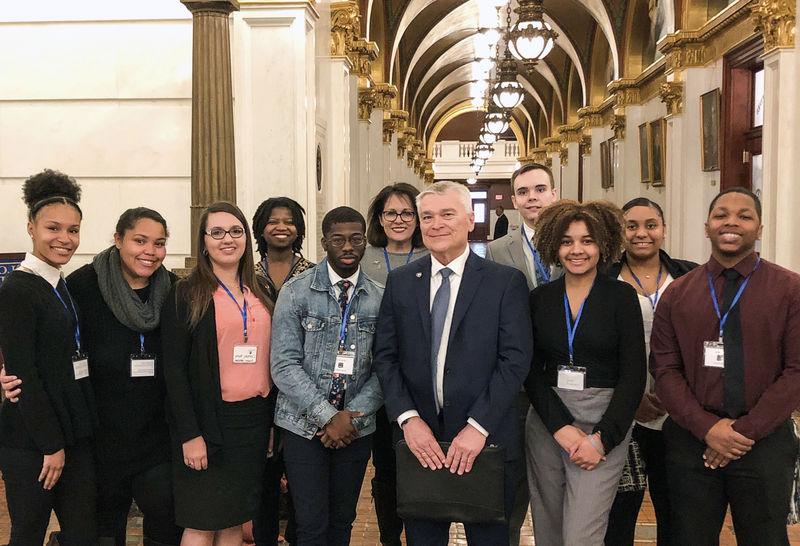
18 252 63 288
397 245 488 436
328 262 360 303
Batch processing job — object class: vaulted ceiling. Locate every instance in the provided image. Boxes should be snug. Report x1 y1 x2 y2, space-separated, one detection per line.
358 0 689 150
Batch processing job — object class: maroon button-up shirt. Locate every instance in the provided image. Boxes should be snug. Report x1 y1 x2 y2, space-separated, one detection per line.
650 252 800 442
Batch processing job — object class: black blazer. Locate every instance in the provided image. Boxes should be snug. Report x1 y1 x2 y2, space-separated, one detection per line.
373 252 533 460
0 271 97 454
604 249 698 280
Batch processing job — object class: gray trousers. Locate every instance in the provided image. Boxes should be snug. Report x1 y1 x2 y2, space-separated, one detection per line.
526 387 632 546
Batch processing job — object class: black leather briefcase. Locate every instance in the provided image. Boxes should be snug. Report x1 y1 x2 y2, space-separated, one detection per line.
395 440 506 524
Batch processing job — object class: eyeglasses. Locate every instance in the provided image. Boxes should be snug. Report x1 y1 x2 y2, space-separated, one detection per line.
326 235 366 248
382 210 416 222
205 226 245 240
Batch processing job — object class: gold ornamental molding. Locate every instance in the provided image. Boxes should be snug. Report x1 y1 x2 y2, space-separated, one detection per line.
659 32 705 74
357 87 375 121
397 126 416 158
752 0 796 53
580 134 592 156
559 146 569 166
610 114 626 140
660 81 684 116
530 147 548 163
543 136 561 154
557 123 583 143
383 109 409 144
382 118 395 144
577 105 606 128
424 170 435 185
608 79 641 110
330 1 360 58
373 83 398 110
350 39 378 85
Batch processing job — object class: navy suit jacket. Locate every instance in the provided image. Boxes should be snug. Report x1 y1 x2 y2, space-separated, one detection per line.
373 251 533 460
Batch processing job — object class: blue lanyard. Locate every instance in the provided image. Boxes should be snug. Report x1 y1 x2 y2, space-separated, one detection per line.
217 278 249 342
383 248 415 272
706 258 761 340
138 333 146 354
563 290 590 364
52 285 81 352
628 264 663 309
523 232 550 283
338 295 355 349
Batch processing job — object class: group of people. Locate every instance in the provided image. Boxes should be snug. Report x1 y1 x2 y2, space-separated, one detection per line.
0 164 797 546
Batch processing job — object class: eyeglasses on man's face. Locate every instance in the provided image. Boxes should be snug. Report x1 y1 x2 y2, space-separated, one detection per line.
381 210 416 223
205 226 245 240
326 234 366 248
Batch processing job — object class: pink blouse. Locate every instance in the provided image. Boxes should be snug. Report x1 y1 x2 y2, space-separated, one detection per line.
213 286 271 402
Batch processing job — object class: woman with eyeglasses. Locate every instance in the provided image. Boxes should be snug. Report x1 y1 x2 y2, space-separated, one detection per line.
362 183 427 546
161 202 275 546
0 170 98 545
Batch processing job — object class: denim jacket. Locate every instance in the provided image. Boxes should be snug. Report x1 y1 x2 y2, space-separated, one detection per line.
270 259 385 439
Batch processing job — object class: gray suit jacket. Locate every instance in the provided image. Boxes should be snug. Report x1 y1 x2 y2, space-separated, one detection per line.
485 226 562 291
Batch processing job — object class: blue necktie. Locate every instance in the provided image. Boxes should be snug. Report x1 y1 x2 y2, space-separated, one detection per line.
328 279 352 411
430 268 453 410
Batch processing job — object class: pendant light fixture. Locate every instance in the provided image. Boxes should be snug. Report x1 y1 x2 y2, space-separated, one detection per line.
490 2 523 110
484 105 510 135
508 0 558 72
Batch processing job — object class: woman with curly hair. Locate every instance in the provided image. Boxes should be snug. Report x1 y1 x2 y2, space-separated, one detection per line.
524 200 646 546
0 170 98 545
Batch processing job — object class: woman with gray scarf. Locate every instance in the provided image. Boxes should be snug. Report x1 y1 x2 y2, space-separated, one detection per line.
3 207 182 546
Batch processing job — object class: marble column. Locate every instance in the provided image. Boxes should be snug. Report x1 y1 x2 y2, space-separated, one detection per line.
181 0 239 246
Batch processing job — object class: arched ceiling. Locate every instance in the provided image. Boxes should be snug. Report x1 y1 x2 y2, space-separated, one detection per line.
365 0 673 147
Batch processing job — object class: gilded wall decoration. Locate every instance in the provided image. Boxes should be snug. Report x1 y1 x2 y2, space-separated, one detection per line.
752 0 796 52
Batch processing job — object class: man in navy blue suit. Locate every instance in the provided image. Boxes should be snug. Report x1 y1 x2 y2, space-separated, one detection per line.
373 181 533 545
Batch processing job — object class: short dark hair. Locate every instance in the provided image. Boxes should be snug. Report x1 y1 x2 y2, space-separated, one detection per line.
534 200 625 266
708 187 762 220
22 169 83 220
510 163 554 192
322 206 366 237
115 207 169 238
622 197 665 222
366 183 423 248
252 197 307 257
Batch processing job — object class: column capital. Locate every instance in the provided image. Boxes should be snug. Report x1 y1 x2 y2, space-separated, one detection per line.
357 87 375 121
350 39 379 85
610 114 626 140
373 83 398 110
608 78 641 112
330 0 361 58
542 136 561 154
530 147 548 163
182 0 240 13
579 134 592 156
660 81 684 117
559 146 569 166
397 126 416 158
577 105 606 128
752 0 795 53
557 123 583 143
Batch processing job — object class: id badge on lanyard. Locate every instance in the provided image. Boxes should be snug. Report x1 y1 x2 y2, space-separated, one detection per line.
557 364 586 390
334 297 356 376
703 340 725 368
130 333 156 377
72 352 89 380
217 278 258 364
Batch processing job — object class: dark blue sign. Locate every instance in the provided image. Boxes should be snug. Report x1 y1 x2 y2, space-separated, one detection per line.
0 254 25 286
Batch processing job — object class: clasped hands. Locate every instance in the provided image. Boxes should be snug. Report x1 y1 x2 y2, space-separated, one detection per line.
317 410 363 449
402 416 486 475
702 418 754 469
554 425 605 470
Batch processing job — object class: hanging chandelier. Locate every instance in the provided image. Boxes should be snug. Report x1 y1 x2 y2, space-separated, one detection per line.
508 0 558 72
472 156 487 167
475 143 493 160
490 3 523 110
484 105 510 135
478 128 497 145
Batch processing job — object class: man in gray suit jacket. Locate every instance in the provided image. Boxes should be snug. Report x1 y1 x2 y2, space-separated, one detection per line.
485 162 559 546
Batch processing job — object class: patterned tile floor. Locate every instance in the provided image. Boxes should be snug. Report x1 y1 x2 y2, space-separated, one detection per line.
1 461 798 545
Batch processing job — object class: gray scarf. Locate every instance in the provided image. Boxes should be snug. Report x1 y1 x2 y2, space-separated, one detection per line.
93 246 171 332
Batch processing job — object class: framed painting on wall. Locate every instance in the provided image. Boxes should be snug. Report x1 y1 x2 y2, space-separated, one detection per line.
701 88 721 171
600 139 613 189
649 118 666 186
638 123 651 183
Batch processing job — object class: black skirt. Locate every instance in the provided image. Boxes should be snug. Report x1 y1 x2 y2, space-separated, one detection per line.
172 395 272 530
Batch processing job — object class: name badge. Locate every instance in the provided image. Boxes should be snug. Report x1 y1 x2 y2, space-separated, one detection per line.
334 350 356 376
703 340 725 368
233 344 258 364
557 364 586 391
72 353 89 380
130 354 156 377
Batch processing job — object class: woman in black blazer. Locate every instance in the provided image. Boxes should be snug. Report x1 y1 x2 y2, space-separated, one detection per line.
161 201 275 545
2 207 182 546
0 170 98 545
525 200 646 546
604 198 698 546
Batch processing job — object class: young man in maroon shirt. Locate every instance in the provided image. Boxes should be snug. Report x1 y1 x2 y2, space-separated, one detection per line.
650 187 800 545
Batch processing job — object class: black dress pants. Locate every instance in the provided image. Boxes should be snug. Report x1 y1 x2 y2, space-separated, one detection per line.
253 427 297 546
663 417 798 546
0 440 97 546
371 406 403 545
96 460 182 546
605 424 671 546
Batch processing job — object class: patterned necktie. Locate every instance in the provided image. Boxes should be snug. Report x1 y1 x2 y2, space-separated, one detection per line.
328 279 353 411
430 268 453 410
721 268 745 418
531 237 550 286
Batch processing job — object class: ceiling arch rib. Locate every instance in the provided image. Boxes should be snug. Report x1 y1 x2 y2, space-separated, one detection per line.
542 14 588 105
569 0 620 79
388 0 440 85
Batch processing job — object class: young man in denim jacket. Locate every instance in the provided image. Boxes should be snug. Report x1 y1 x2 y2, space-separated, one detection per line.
271 206 384 546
